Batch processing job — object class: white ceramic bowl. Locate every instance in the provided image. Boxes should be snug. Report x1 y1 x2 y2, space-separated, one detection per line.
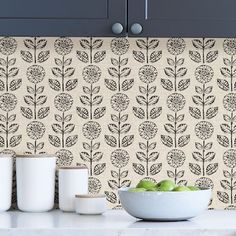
118 187 211 221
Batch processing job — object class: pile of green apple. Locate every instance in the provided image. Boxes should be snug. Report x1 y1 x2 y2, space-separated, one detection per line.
128 179 200 192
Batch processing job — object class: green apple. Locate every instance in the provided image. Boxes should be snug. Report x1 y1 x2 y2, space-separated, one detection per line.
156 180 176 191
128 187 147 192
173 186 191 191
188 186 200 191
136 180 156 190
147 187 159 191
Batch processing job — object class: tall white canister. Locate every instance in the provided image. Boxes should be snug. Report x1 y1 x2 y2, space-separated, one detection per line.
0 154 13 212
16 155 56 212
59 166 88 212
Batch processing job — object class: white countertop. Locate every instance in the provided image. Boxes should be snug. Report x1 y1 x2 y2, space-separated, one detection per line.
0 210 236 236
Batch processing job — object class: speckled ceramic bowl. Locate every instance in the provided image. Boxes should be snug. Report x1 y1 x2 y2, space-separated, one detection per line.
118 187 211 221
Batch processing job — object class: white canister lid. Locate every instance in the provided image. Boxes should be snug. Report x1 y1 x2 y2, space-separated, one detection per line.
16 154 56 158
75 194 106 198
59 166 88 170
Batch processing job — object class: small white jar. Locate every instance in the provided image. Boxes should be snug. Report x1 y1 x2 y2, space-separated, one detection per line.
75 194 106 215
16 154 56 212
0 154 13 212
59 166 88 212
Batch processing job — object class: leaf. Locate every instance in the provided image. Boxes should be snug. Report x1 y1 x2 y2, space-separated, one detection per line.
192 95 203 105
0 68 5 77
8 124 19 133
176 68 187 77
177 180 188 186
111 114 119 122
49 79 60 91
205 39 216 49
122 135 134 147
108 124 118 133
94 163 106 175
192 152 203 161
176 124 187 134
27 142 34 150
92 95 103 105
148 142 156 150
38 107 50 119
80 95 90 105
76 51 89 63
92 142 100 150
167 114 175 122
120 67 131 77
80 39 90 49
178 79 190 91
136 39 147 49
10 135 22 147
177 170 184 178
148 95 159 105
167 170 175 178
52 67 62 77
192 39 203 49
55 114 62 122
0 136 4 147
0 79 4 91
217 135 229 147
120 124 131 134
223 170 231 178
105 79 117 91
149 51 162 63
0 58 6 66
8 67 18 77
0 124 6 133
189 107 201 119
64 67 75 78
82 142 90 150
64 58 72 66
21 51 33 63
36 86 44 94
108 180 118 190
217 79 229 91
189 163 201 175
121 170 128 178
120 114 128 122
205 152 216 162
92 39 103 49
21 107 33 119
206 163 218 175
64 124 75 134
94 51 106 63
122 79 134 91
161 135 173 147
220 124 231 133
164 67 175 77
66 135 78 147
150 107 162 119
189 51 201 63
111 170 118 178
76 107 89 119
120 58 128 66
93 107 106 119
206 51 218 63
93 152 103 162
150 163 162 175
136 152 147 162
205 142 212 150
204 95 215 105
136 95 147 105
104 135 117 147
48 135 61 147
221 67 231 77
92 86 100 94
217 191 229 203
10 79 22 91
105 191 117 204
133 163 145 175
108 67 118 78
37 51 50 63
220 180 231 190
149 152 159 162
121 180 131 188
36 39 47 49
66 79 78 91
36 95 47 105
148 39 159 49
80 152 90 161
164 123 175 133
0 114 6 122
133 51 145 63
178 135 190 147
36 142 44 150
133 107 145 119
161 79 173 91
206 107 218 119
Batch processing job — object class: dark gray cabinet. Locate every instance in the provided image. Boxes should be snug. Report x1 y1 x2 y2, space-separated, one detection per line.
128 0 236 37
0 0 126 36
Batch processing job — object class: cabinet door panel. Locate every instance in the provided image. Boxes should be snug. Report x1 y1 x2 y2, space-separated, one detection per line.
0 0 126 36
128 0 236 37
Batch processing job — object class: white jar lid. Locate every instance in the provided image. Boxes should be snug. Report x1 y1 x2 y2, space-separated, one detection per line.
16 154 55 158
75 194 106 198
59 166 88 170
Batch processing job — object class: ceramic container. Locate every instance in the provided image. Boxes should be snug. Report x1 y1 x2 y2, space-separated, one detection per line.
59 166 88 212
118 187 212 221
0 154 13 212
16 155 56 212
75 194 106 215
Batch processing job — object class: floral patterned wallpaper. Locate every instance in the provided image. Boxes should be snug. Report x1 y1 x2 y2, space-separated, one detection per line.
0 37 236 209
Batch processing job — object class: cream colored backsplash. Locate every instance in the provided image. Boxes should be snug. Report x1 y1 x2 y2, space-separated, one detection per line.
0 37 235 209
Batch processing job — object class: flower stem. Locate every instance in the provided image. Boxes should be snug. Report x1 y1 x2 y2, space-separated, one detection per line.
62 112 65 148
90 83 93 119
90 37 93 64
230 168 234 204
146 140 149 176
6 112 8 148
202 83 205 120
230 112 234 148
90 140 93 176
146 37 149 64
118 56 121 92
34 37 37 64
202 38 205 64
231 55 234 92
174 56 177 91
146 83 149 119
62 56 65 92
6 56 9 92
202 140 205 176
174 112 177 148
34 83 37 119
118 112 121 148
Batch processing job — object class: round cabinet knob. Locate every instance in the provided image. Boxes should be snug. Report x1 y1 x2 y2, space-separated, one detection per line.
131 23 143 35
112 23 123 35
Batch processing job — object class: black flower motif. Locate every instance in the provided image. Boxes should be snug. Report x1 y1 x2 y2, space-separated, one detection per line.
0 37 17 55
111 149 129 168
54 93 73 112
0 93 17 112
138 65 158 84
56 149 73 167
223 149 236 168
82 65 101 84
195 121 214 140
89 177 102 194
26 121 45 140
167 38 185 55
110 38 129 56
82 121 101 140
167 149 186 168
110 93 129 112
167 93 185 112
223 93 236 112
195 65 214 84
54 38 73 56
27 65 45 84
138 121 158 140
195 177 214 189
223 39 236 56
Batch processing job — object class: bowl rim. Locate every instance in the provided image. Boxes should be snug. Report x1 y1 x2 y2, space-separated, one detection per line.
118 187 212 193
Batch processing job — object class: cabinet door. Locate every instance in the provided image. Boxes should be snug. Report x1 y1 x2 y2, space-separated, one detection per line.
0 0 126 36
128 0 236 37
